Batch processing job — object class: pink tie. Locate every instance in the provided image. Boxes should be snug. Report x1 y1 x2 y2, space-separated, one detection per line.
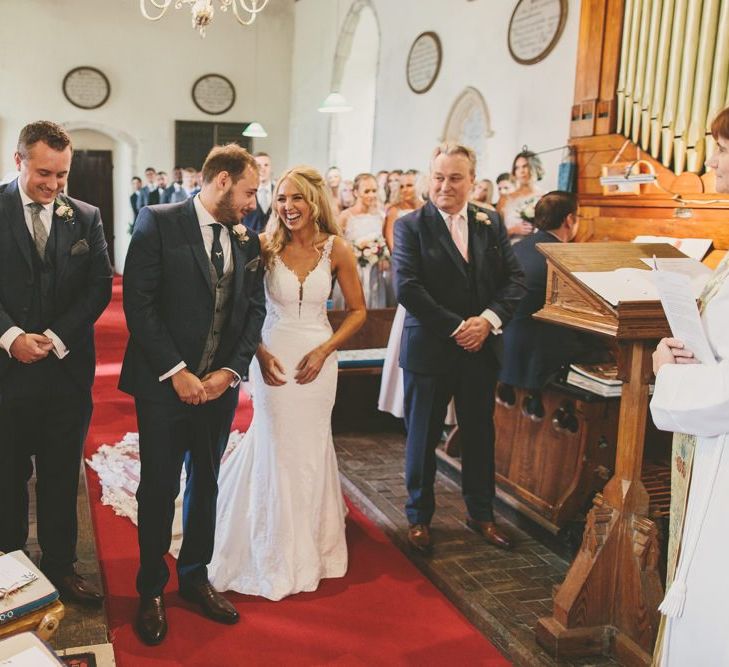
449 215 468 261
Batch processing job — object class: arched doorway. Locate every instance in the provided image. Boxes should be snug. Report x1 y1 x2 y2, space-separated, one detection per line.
443 87 494 178
63 122 138 273
327 0 380 177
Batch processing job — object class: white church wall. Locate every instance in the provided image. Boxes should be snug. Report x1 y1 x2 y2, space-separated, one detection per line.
288 0 580 190
0 0 294 269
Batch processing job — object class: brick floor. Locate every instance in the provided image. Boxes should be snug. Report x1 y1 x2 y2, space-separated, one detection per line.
335 429 618 667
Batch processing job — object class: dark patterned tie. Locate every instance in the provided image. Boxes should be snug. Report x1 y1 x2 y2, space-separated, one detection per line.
28 202 48 259
211 224 224 280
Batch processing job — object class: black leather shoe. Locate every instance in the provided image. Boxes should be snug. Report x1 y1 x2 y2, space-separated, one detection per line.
50 572 104 606
179 581 239 624
136 595 167 646
407 524 432 553
465 517 513 550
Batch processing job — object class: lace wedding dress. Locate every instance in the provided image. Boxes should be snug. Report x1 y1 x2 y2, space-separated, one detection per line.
88 235 347 601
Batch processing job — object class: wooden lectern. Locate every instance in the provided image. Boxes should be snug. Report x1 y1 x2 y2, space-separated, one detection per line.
533 243 684 665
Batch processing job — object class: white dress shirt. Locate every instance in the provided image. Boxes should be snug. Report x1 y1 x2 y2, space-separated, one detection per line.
257 181 272 213
436 204 502 337
0 184 69 359
158 195 240 387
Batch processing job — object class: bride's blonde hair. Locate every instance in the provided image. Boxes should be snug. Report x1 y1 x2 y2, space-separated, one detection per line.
264 165 341 265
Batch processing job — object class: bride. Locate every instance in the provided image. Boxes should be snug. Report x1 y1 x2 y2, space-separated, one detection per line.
207 165 366 600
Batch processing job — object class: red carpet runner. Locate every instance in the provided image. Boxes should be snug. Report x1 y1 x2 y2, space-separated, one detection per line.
84 276 510 666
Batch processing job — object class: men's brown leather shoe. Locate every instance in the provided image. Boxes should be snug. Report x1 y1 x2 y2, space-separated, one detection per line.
51 572 104 606
136 595 167 646
407 524 432 553
465 517 513 550
179 581 239 624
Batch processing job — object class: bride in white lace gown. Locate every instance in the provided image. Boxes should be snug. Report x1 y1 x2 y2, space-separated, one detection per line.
208 166 366 600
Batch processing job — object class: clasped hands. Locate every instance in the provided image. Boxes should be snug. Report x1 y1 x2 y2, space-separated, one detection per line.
652 337 697 375
257 345 330 386
10 333 54 363
171 368 234 405
454 316 491 353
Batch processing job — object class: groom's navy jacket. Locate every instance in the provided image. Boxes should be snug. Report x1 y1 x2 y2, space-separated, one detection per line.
119 197 266 403
0 178 112 396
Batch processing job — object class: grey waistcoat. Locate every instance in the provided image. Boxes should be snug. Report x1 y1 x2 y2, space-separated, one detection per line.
195 256 235 376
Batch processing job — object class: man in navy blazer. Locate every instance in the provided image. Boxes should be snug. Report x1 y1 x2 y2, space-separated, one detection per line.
393 143 525 553
120 144 265 645
0 121 112 603
242 152 274 233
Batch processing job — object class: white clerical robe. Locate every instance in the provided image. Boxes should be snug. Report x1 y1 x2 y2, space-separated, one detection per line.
650 270 729 666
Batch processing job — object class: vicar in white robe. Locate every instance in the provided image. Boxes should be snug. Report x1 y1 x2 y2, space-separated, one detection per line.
650 106 729 667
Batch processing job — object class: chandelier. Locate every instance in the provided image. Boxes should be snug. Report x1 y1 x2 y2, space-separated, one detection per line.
140 0 270 37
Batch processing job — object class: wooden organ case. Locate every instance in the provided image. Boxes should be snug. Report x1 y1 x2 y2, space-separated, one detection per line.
524 0 729 664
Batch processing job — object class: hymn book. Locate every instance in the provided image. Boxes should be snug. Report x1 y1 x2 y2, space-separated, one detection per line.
0 552 59 626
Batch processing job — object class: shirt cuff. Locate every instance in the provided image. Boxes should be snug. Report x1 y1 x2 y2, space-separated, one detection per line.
160 361 186 382
480 309 502 335
43 329 69 359
222 367 241 387
450 321 466 337
0 327 24 357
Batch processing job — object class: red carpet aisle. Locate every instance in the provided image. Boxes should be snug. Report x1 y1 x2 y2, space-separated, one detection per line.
84 276 509 666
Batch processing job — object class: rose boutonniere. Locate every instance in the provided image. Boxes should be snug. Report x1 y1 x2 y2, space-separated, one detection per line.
230 223 249 246
475 211 491 225
55 197 74 224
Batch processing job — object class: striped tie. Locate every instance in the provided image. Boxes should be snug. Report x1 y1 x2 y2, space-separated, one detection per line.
28 202 48 259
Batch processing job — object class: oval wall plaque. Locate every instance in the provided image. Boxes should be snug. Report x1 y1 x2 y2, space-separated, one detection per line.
406 32 443 95
62 67 111 110
508 0 567 66
192 74 236 115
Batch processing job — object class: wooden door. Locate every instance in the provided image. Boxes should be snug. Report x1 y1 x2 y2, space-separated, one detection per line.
67 150 115 268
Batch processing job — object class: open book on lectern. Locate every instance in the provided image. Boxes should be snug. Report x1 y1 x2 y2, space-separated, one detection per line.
0 551 59 625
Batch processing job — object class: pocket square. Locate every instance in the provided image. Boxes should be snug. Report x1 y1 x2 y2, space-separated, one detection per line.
244 257 261 271
70 239 89 256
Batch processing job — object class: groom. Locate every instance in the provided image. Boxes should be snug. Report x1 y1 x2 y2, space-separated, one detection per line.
393 143 525 553
119 144 266 645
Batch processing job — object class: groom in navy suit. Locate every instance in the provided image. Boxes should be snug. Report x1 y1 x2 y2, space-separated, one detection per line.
0 121 112 603
393 143 525 553
120 144 266 645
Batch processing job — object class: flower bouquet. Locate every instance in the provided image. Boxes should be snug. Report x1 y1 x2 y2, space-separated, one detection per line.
517 197 538 224
352 234 390 268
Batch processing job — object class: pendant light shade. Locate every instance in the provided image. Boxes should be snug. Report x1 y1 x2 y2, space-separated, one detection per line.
318 92 353 113
242 121 268 138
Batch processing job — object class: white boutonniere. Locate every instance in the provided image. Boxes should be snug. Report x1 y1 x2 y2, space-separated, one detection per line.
475 211 491 225
54 197 74 224
230 223 249 246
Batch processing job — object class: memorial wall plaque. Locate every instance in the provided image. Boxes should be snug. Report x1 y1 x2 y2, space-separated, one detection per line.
508 0 567 66
62 67 111 110
191 74 236 115
406 32 442 94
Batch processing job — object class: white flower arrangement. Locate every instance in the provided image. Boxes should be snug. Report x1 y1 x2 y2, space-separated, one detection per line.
230 223 249 245
475 211 491 225
352 234 389 268
517 198 538 223
54 198 74 223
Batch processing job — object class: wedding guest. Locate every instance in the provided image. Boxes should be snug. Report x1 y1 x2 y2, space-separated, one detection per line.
376 169 389 206
500 191 592 393
335 173 391 308
120 144 266 645
326 166 342 215
0 120 112 604
498 151 544 243
156 172 170 204
393 142 525 554
472 178 496 210
385 169 403 207
131 176 143 219
243 152 275 233
167 168 199 204
339 179 355 211
140 167 157 207
383 169 420 252
649 106 729 666
495 172 516 209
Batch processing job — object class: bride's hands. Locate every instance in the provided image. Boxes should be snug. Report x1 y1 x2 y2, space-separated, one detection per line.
257 347 287 386
295 346 330 384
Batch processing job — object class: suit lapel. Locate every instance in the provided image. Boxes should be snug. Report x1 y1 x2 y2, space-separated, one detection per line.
467 204 488 275
53 203 77 279
180 197 214 293
4 180 33 272
427 202 467 279
230 231 246 314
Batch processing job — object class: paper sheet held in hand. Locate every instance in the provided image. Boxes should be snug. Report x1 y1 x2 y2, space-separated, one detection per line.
651 271 716 366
